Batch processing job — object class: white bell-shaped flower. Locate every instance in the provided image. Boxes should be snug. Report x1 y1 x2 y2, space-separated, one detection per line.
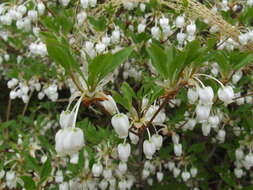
117 143 131 162
181 171 191 182
63 128 84 155
218 86 234 104
100 95 118 115
234 168 243 178
235 148 244 160
175 15 185 28
92 163 103 177
245 153 253 167
99 180 108 190
156 172 164 182
81 0 89 8
55 128 84 156
174 143 182 156
55 128 69 156
190 167 198 177
37 3 45 15
168 161 175 171
129 132 139 144
59 182 69 190
201 122 211 136
208 115 220 126
103 169 112 179
186 22 196 35
111 113 130 138
142 169 150 179
145 105 166 124
198 86 214 105
217 129 226 142
196 104 211 122
137 23 146 33
118 162 128 174
159 17 169 28
232 70 242 84
143 140 156 159
118 179 128 190
151 26 161 40
173 167 181 178
172 133 180 144
151 134 163 150
187 88 198 104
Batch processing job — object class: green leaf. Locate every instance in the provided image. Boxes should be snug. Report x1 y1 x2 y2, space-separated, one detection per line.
233 53 253 70
213 51 231 78
39 158 52 184
146 43 168 78
44 35 81 74
21 176 36 190
24 153 40 171
88 47 133 89
88 16 107 31
188 143 205 153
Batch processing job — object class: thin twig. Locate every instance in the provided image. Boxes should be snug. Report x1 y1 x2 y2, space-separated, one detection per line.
6 98 12 121
22 90 34 116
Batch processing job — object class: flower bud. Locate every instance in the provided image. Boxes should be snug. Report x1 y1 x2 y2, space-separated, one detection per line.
232 70 242 84
92 163 103 177
117 143 131 162
111 113 130 138
218 86 234 104
60 111 74 128
143 140 156 159
100 95 118 115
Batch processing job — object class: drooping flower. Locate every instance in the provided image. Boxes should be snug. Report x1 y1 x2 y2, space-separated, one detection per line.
111 113 130 138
